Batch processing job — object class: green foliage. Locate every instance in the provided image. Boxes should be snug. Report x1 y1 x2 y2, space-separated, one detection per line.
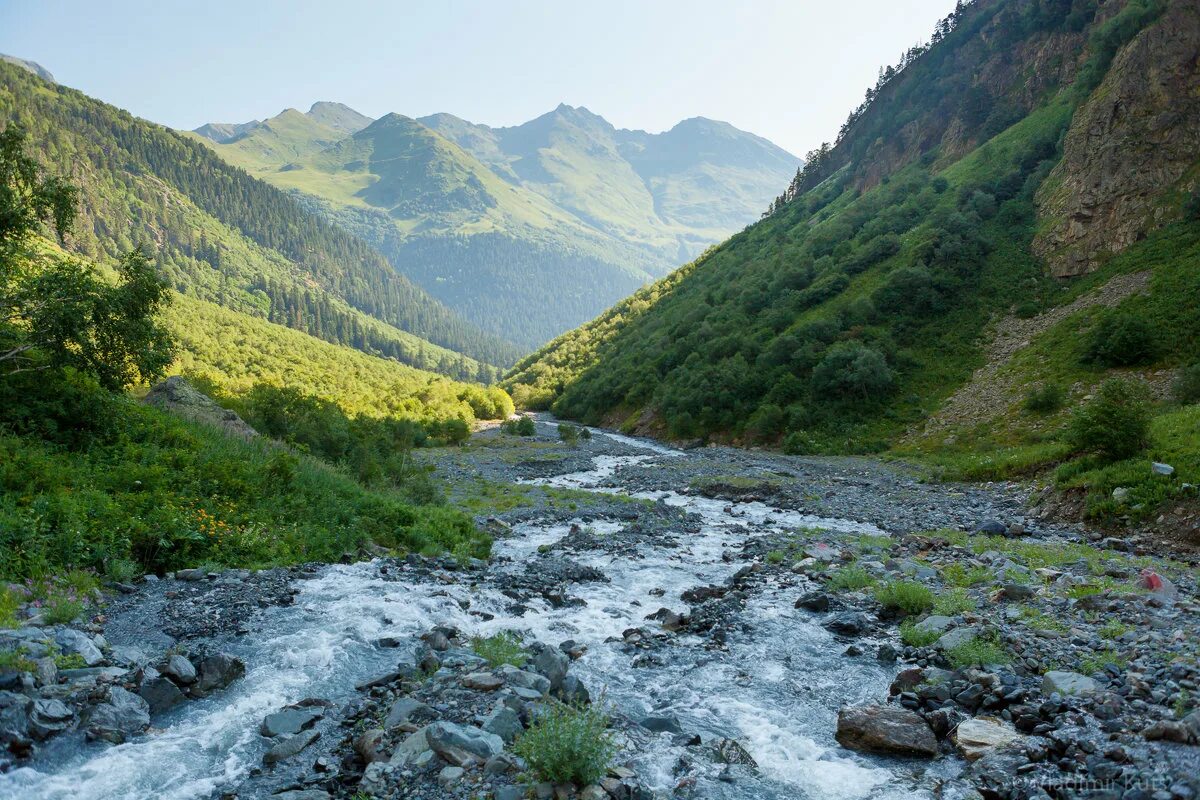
0 586 20 628
874 580 935 615
1099 619 1133 641
54 652 87 670
1082 311 1159 367
1066 378 1151 463
513 702 617 786
0 124 77 255
0 375 489 581
470 631 527 668
945 635 1010 668
557 423 581 447
501 416 537 436
811 342 894 402
1173 363 1200 405
0 648 36 673
826 564 876 591
932 587 976 615
899 620 941 648
940 563 992 588
1023 382 1065 414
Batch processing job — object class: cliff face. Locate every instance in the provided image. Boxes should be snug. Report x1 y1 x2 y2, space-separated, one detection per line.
1034 0 1200 277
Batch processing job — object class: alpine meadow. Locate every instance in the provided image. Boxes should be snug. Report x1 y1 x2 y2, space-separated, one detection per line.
2 2 1200 799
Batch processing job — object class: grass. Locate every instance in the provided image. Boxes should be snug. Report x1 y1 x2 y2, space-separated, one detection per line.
1079 648 1128 675
1017 606 1068 633
932 588 977 616
0 647 37 673
899 619 941 648
1099 619 1133 640
940 563 993 588
471 632 527 668
945 635 1011 668
874 580 935 615
513 701 617 786
827 564 877 591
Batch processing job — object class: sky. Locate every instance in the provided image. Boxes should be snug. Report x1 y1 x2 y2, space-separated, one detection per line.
0 0 956 157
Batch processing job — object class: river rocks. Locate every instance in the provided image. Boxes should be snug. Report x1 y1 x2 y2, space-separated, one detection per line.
139 671 186 714
1042 671 1099 696
795 591 832 612
162 654 197 685
28 699 73 739
264 728 320 764
483 705 523 743
823 611 872 636
261 705 324 737
640 714 683 734
193 652 245 696
712 737 757 767
461 672 504 691
384 696 434 728
950 716 1024 761
528 642 568 693
835 704 937 757
426 721 504 764
86 687 150 744
54 628 103 667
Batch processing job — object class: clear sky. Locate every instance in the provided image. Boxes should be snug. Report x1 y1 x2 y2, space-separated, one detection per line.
0 0 955 157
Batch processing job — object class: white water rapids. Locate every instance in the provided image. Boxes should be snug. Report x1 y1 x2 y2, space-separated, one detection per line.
1 428 932 800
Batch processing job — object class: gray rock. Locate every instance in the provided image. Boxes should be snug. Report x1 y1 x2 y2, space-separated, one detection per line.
497 665 551 695
426 721 504 765
461 671 504 690
264 728 320 763
193 653 244 696
270 791 330 800
712 737 757 767
53 629 103 667
1151 462 1174 476
913 615 955 635
261 706 324 738
935 627 979 651
560 673 590 705
823 611 871 636
34 657 56 688
162 654 197 685
1042 671 1099 696
1112 487 1131 503
87 687 150 744
139 671 186 715
390 725 433 765
640 714 683 734
384 696 433 729
437 765 465 788
528 642 568 692
28 699 73 739
977 520 1007 535
835 704 937 757
950 716 1024 761
483 705 523 743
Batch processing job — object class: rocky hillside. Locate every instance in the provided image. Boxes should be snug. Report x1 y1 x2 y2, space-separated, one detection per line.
506 0 1199 527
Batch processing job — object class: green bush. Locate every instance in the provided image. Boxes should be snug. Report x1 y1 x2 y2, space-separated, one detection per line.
558 423 581 446
1023 382 1065 414
940 563 992 588
514 702 617 786
899 619 941 647
945 635 1010 668
1173 363 1200 405
827 565 876 591
811 342 894 402
501 416 537 436
471 631 527 667
1066 378 1151 462
933 588 977 615
874 580 935 615
1083 311 1159 367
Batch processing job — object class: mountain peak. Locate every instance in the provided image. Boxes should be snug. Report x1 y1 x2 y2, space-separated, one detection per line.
306 101 373 134
1 53 54 83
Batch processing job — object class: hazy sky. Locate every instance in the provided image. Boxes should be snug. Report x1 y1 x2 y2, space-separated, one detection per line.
1 0 955 157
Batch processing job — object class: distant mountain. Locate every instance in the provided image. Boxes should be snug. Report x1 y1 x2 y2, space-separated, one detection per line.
0 53 54 82
195 104 799 347
192 119 261 143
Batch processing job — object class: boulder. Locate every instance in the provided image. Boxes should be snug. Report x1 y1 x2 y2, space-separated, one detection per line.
1042 671 1098 697
977 520 1007 536
712 737 757 767
162 654 197 686
438 765 465 788
461 672 504 691
426 721 504 765
54 629 103 667
795 592 831 612
560 674 590 705
193 652 245 696
139 670 186 714
528 642 568 692
384 696 434 729
261 706 324 738
950 716 1024 761
390 725 433 765
87 687 150 744
264 728 320 764
639 715 683 734
483 705 523 743
823 612 871 637
934 627 979 651
913 615 954 635
497 665 551 695
835 704 937 757
28 699 74 739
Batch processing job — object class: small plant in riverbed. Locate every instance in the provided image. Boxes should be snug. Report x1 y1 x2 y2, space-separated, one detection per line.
0 647 37 673
1175 689 1193 719
827 564 876 591
513 701 617 786
1099 619 1133 640
471 631 527 667
945 635 1010 668
501 416 537 436
1078 648 1128 675
53 652 87 670
558 423 581 446
940 563 992 588
899 619 940 648
874 580 935 615
765 550 786 565
932 588 976 616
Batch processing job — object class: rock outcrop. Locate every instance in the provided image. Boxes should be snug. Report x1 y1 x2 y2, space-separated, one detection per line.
143 376 258 440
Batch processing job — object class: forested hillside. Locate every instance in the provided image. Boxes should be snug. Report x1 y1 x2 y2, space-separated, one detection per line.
508 0 1200 501
198 103 799 347
0 62 518 378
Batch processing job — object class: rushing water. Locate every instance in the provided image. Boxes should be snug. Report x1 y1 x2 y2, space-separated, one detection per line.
2 428 930 800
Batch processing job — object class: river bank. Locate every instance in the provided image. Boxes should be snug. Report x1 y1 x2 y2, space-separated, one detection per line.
2 417 1198 799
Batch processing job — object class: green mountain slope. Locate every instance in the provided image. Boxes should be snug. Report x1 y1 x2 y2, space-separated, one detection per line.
197 104 798 347
0 62 518 377
507 0 1200 463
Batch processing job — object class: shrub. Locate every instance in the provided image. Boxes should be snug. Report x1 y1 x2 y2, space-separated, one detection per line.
558 423 581 446
940 563 993 588
514 702 617 786
501 416 536 436
946 635 1010 668
1173 363 1200 405
1023 382 1065 414
811 342 894 402
874 580 935 615
1066 378 1151 462
0 587 21 628
1083 311 1158 367
827 565 876 591
899 619 941 648
471 632 527 667
744 403 786 443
